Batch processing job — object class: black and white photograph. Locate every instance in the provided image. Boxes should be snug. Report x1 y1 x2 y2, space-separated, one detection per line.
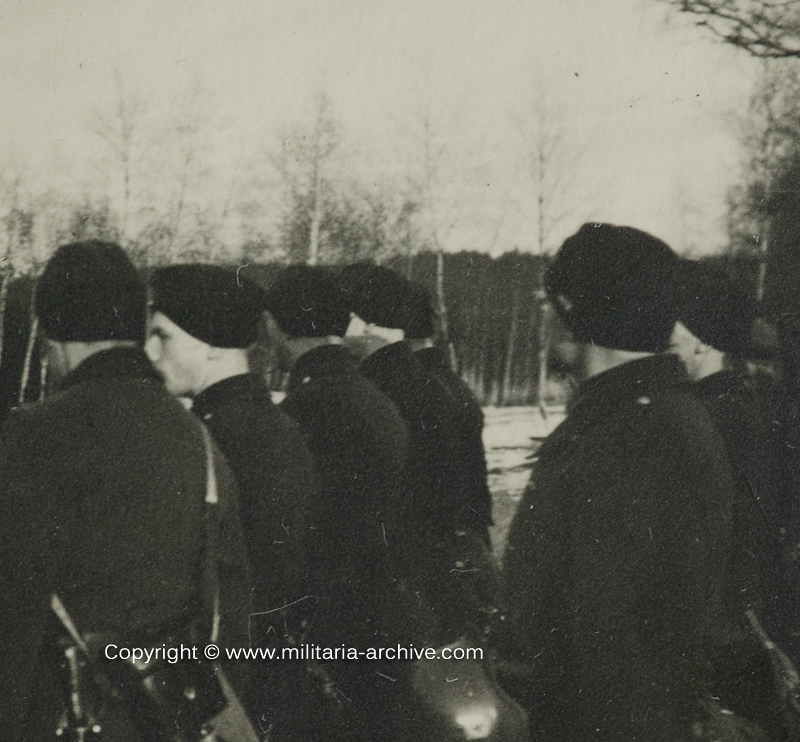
2 1 800 740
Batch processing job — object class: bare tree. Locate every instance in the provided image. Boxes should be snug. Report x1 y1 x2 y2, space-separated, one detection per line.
511 90 593 256
0 173 33 275
148 115 218 265
395 104 475 369
164 78 252 264
88 73 149 242
667 0 800 299
168 121 197 253
273 93 341 265
724 60 800 299
511 91 590 410
667 0 800 57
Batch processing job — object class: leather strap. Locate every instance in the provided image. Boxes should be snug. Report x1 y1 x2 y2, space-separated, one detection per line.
199 422 221 644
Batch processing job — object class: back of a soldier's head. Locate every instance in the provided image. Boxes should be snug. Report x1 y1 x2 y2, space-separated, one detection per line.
338 263 412 333
35 240 145 382
337 263 413 360
36 240 146 345
149 264 267 349
263 265 351 339
262 265 352 370
674 259 773 358
670 258 779 381
546 223 681 355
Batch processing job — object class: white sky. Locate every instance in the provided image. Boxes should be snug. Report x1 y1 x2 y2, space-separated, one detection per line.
0 0 760 256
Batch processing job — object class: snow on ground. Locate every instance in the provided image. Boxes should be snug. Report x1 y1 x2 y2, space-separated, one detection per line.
484 406 565 560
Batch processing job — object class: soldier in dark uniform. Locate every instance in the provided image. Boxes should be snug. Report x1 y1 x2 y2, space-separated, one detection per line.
263 265 434 741
0 242 252 741
146 264 319 738
674 259 786 532
339 264 498 646
403 280 494 546
672 260 794 737
502 225 751 740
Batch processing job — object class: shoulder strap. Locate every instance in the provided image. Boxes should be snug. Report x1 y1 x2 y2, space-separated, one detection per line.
199 422 221 644
200 422 218 505
51 593 89 652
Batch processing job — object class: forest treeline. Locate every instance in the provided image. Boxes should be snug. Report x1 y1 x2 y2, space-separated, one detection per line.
1 250 550 420
1 249 767 425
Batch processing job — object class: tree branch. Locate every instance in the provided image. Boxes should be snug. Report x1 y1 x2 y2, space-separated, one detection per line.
670 0 800 57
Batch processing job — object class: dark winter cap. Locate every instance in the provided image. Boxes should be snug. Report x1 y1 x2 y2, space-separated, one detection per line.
339 263 412 330
403 282 436 339
675 259 760 356
150 264 268 348
545 223 680 353
263 265 351 338
36 240 146 343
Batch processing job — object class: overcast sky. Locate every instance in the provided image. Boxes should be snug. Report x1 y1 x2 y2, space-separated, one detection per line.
0 0 760 256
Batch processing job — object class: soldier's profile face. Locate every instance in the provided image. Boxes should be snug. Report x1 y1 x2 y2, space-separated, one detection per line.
145 311 208 397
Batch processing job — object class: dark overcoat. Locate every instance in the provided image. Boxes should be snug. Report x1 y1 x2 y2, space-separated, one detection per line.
192 372 320 738
361 342 464 533
361 341 499 642
0 347 250 741
279 344 430 649
503 354 738 741
192 372 317 635
413 345 493 540
694 370 798 735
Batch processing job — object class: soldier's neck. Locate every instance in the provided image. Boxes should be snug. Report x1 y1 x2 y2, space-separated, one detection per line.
582 344 655 381
196 351 251 394
288 336 343 368
407 338 434 352
57 340 139 374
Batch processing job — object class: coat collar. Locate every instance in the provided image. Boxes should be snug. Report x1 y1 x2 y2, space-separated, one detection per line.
360 341 413 385
693 369 750 400
192 373 272 419
61 346 162 391
287 344 358 395
567 353 690 423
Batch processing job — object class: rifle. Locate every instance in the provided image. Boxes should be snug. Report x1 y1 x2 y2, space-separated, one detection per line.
51 596 103 741
50 596 230 742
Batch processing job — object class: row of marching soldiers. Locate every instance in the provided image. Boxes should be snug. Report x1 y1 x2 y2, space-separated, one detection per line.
0 240 519 742
1 220 799 742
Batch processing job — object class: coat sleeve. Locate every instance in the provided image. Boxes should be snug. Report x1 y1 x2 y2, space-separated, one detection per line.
0 409 79 734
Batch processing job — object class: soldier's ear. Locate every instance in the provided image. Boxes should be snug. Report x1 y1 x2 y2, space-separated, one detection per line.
206 344 225 361
695 341 713 357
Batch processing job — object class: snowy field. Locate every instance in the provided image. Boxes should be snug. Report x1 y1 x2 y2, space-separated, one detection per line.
484 406 565 560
